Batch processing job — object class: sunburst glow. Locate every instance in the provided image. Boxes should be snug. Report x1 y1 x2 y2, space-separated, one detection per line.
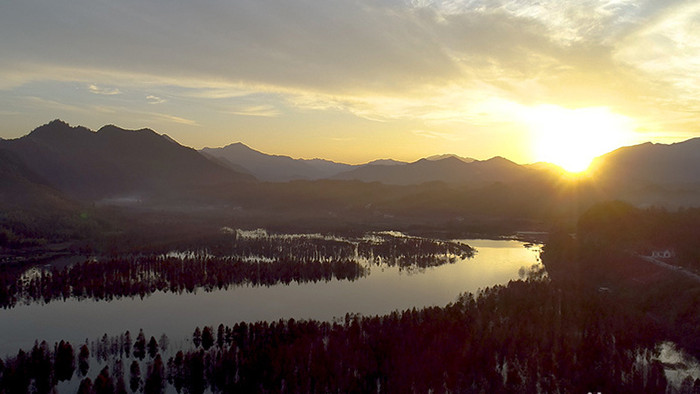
526 105 637 173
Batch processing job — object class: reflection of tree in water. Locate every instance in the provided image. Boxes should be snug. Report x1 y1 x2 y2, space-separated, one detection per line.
518 264 547 281
0 279 683 393
0 256 365 308
358 235 474 272
0 233 474 307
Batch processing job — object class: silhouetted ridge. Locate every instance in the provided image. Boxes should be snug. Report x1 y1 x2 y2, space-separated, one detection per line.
27 119 93 141
332 155 533 185
97 124 158 136
426 153 474 163
363 159 407 166
201 142 355 181
590 138 700 185
0 120 254 200
483 156 514 164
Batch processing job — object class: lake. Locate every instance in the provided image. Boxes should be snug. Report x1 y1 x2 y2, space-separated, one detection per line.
0 238 542 356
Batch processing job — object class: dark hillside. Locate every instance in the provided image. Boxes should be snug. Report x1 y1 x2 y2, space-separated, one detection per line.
0 120 254 200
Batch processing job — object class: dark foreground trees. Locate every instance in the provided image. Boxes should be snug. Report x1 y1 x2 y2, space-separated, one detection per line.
543 202 700 358
0 278 677 393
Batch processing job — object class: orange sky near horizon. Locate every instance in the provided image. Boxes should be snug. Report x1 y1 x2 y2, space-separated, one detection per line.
1 0 698 168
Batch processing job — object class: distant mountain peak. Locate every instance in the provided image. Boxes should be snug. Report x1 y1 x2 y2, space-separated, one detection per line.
411 155 470 166
28 119 92 140
364 159 407 166
222 142 248 148
47 119 70 127
3 121 254 200
437 156 468 164
211 142 260 153
202 143 358 181
425 154 474 163
332 152 534 185
97 124 121 131
97 124 158 136
482 156 516 165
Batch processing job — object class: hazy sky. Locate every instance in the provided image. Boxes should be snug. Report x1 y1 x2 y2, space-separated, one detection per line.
1 0 698 166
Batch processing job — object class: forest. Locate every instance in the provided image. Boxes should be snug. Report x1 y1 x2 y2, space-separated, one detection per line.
0 232 473 308
1 204 699 392
0 277 683 393
542 203 700 360
576 202 700 271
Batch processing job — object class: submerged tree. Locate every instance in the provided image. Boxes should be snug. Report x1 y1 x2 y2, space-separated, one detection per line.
0 273 692 393
201 327 214 351
133 329 146 360
158 334 169 354
94 366 115 394
54 340 75 382
147 336 159 359
29 341 52 394
129 360 141 393
144 355 165 394
112 359 127 394
122 331 132 359
78 344 90 377
192 327 202 348
0 232 477 308
77 377 93 394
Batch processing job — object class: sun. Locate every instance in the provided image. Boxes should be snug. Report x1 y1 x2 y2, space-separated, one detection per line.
525 105 637 173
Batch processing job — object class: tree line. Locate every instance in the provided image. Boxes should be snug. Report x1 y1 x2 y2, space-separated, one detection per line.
0 234 473 308
577 202 700 271
142 231 474 269
542 201 700 359
0 255 365 308
0 278 685 393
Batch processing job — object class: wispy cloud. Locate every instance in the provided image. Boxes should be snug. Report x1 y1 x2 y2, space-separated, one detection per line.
229 105 280 118
0 0 698 154
412 129 465 141
22 96 91 114
0 0 688 103
146 95 166 104
179 87 258 100
287 86 519 127
87 84 121 95
148 113 198 126
614 1 700 108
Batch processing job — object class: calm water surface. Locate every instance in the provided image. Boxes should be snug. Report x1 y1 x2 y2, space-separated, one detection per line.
0 239 541 355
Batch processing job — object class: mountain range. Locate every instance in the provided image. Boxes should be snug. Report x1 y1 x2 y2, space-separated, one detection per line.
1 120 699 211
201 143 534 185
590 138 700 185
0 149 75 211
201 142 355 182
331 156 537 185
0 120 252 201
